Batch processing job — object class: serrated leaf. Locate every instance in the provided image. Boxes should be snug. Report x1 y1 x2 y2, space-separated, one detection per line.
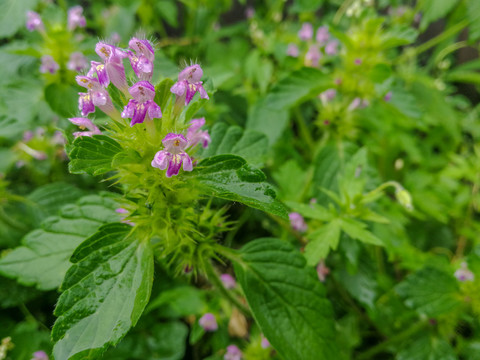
396 267 462 317
0 193 120 290
234 238 338 360
339 218 383 246
199 122 268 166
188 155 288 219
304 220 341 265
52 223 154 360
68 135 123 175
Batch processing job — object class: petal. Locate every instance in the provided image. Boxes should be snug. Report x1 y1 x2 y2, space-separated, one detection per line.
91 90 108 106
162 133 188 152
129 81 155 102
147 101 162 119
68 117 96 131
182 153 193 172
152 150 169 170
121 100 136 119
178 64 203 82
78 93 95 116
184 83 197 105
197 84 209 100
166 154 183 177
106 62 128 91
130 103 148 126
170 81 186 97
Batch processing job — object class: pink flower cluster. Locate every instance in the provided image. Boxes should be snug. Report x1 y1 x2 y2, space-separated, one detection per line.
69 37 211 179
287 23 339 68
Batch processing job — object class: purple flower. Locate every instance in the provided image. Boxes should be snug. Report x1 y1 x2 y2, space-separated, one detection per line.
220 274 236 289
31 351 49 360
298 22 313 41
94 42 129 93
319 88 336 105
170 64 209 106
121 81 162 126
52 131 66 145
454 262 474 282
128 37 155 81
289 212 307 232
245 6 255 19
40 55 59 74
199 313 218 332
68 117 101 138
67 52 88 72
23 130 34 142
384 91 392 102
286 43 299 57
348 97 368 111
354 58 362 65
325 40 339 55
68 6 86 31
187 118 211 148
316 261 330 282
261 335 270 349
151 133 193 177
76 75 116 117
26 11 44 32
304 45 321 67
224 345 242 360
316 26 330 45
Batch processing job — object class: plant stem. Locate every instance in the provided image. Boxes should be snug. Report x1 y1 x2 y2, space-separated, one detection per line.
356 321 427 360
402 20 468 61
204 260 251 316
294 107 315 159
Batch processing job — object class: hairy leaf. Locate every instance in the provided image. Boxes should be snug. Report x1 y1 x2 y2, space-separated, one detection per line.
396 267 462 317
188 155 288 219
52 223 154 360
0 193 120 290
68 135 123 176
234 238 338 360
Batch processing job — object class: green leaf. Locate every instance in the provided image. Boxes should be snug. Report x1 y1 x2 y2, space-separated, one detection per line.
0 0 39 38
419 0 459 31
52 223 154 360
26 182 85 225
247 68 329 145
154 78 175 110
397 333 457 360
396 267 462 317
146 286 206 318
0 276 40 309
285 201 333 221
44 83 79 118
234 238 338 360
0 193 120 290
467 0 480 40
304 220 341 265
107 83 127 110
188 155 288 219
199 122 268 166
68 135 123 176
246 98 289 145
272 160 307 201
339 218 383 246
